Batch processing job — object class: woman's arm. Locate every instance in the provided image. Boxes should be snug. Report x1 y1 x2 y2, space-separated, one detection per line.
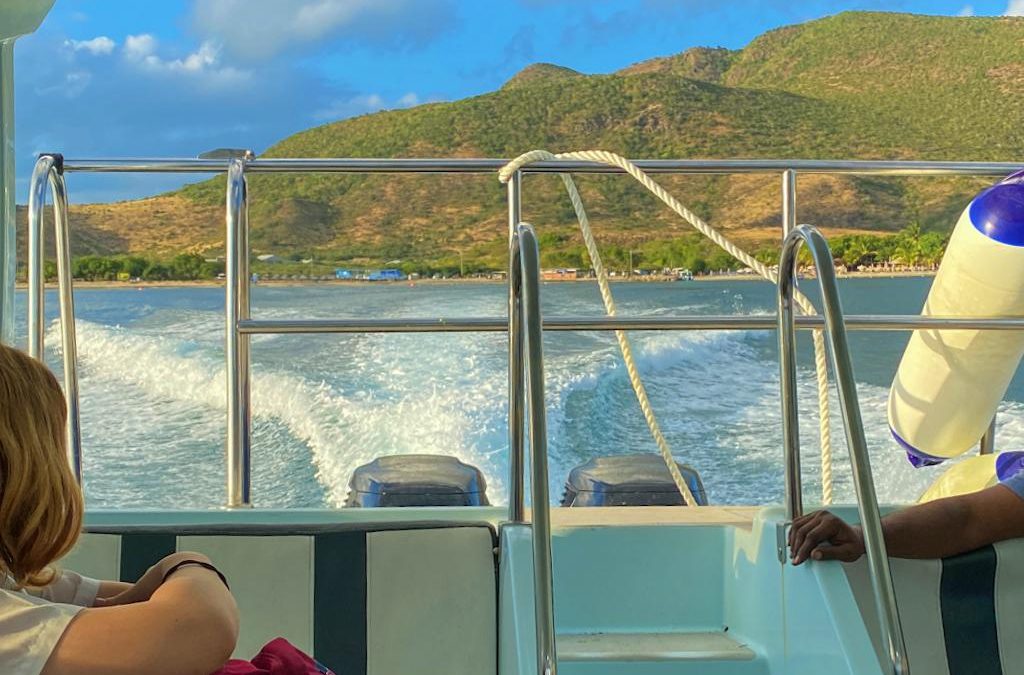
94 581 132 602
41 557 239 675
790 483 1024 564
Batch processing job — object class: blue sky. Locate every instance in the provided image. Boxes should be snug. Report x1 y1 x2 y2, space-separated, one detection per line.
12 0 1020 203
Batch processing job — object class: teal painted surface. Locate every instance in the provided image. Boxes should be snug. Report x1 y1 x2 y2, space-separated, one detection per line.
499 525 537 675
551 525 727 633
812 561 886 673
722 509 785 672
558 663 768 674
495 507 904 674
762 507 884 675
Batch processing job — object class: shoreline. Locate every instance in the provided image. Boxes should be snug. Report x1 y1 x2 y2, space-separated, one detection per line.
16 269 936 291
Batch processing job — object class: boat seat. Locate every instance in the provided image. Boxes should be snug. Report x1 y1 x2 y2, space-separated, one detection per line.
62 522 498 675
844 537 1024 674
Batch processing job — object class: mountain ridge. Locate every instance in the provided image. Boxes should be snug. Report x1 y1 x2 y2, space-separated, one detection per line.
18 11 1024 271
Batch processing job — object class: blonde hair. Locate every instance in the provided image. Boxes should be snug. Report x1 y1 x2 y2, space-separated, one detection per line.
0 344 82 587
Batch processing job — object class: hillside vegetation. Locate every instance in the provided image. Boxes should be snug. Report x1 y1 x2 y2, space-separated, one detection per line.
22 12 1024 272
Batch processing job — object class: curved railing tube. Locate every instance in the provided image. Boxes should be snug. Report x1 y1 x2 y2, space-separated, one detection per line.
225 158 252 507
778 225 909 675
27 154 53 359
510 222 557 675
26 154 83 483
507 172 525 523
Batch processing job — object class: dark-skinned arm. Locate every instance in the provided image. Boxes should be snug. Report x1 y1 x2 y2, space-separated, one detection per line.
789 484 1024 565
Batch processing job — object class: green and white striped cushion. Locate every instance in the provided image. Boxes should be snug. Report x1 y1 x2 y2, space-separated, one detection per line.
846 539 1024 675
62 523 497 675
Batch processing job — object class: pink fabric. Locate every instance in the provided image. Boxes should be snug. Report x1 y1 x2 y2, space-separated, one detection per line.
213 638 334 675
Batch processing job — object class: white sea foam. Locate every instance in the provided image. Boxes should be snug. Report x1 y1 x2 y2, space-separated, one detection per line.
53 319 510 506
48 289 1024 509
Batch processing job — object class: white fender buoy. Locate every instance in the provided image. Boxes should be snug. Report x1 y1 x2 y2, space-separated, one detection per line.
889 171 1024 466
918 451 1024 502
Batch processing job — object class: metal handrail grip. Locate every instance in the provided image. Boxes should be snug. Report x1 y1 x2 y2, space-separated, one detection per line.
225 159 252 507
510 222 557 675
27 155 52 359
779 225 909 675
508 171 526 523
26 154 83 483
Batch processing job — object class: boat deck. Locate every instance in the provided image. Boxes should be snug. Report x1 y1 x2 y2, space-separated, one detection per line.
548 506 760 529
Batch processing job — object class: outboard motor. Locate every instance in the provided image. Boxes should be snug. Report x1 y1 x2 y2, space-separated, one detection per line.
560 454 707 506
345 454 490 507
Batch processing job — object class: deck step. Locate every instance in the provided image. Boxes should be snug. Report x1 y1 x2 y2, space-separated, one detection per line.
557 631 755 662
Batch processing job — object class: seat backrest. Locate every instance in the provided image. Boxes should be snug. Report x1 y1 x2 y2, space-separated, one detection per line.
63 523 497 675
844 538 1024 674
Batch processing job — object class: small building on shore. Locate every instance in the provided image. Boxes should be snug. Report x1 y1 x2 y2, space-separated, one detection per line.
368 269 405 281
542 268 579 281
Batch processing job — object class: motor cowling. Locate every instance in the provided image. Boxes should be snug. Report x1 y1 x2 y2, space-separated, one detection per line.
345 454 490 507
560 454 707 507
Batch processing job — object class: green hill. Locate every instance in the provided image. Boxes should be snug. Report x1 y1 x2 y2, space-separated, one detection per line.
30 11 1024 273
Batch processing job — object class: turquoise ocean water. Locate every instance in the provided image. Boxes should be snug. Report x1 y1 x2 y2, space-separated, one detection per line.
15 277 1024 510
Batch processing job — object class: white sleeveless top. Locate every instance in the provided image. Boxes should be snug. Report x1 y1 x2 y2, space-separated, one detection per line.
0 570 99 675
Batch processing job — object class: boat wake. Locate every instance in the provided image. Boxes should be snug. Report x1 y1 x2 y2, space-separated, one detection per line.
47 310 1024 509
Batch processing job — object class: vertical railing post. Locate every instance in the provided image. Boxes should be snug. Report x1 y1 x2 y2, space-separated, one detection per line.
508 170 525 522
27 154 55 359
49 168 82 483
779 261 803 521
782 169 796 239
779 225 909 675
225 158 252 507
979 415 996 455
514 223 557 675
780 169 800 518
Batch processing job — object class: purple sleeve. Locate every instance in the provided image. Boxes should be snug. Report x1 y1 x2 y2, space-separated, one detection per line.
1001 468 1024 500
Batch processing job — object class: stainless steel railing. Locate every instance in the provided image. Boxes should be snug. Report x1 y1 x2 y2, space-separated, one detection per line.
26 154 1023 508
28 153 1024 675
779 224 909 675
26 154 82 484
225 158 252 507
510 222 558 675
55 157 1024 175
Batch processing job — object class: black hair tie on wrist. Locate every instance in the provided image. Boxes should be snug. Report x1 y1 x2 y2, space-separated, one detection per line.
161 560 230 591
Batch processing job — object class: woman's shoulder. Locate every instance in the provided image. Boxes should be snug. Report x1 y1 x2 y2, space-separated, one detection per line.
0 585 83 675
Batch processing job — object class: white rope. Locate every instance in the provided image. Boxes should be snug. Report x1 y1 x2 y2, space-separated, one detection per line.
500 149 835 506
815 330 834 504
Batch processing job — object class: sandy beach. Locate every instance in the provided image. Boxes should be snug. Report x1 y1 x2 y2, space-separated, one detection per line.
15 268 936 291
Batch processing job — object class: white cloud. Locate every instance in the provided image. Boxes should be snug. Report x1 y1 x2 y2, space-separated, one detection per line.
312 91 433 120
398 92 420 107
313 93 388 120
65 36 116 55
123 34 157 60
33 71 93 98
1007 0 1024 15
122 34 248 86
191 0 453 60
958 5 974 16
